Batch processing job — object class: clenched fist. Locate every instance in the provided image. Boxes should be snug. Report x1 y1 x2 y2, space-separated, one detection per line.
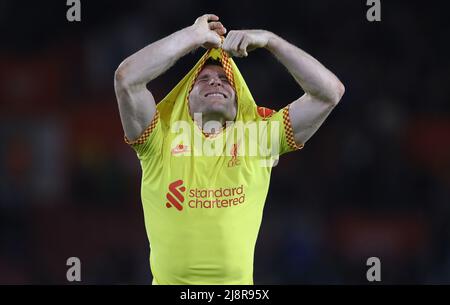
222 30 272 57
191 14 227 49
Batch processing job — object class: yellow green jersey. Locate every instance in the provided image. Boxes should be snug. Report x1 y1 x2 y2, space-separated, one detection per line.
124 48 303 285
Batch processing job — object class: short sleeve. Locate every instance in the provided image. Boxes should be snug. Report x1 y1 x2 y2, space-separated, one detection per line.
124 110 164 160
265 104 304 156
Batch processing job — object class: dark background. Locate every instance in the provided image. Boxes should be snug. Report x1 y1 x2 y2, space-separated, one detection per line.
1 0 449 284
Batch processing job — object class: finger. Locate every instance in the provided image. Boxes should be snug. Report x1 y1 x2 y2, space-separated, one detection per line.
209 22 224 30
229 32 244 57
222 32 235 51
213 25 226 36
237 36 249 57
202 14 219 22
208 20 226 37
223 32 240 56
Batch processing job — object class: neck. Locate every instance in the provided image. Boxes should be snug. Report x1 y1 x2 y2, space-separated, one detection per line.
201 113 227 134
191 112 228 134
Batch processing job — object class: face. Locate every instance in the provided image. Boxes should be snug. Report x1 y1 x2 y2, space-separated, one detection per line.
188 65 237 122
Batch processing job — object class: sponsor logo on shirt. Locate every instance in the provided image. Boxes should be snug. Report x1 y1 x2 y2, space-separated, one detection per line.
165 179 186 211
165 180 245 211
171 144 190 155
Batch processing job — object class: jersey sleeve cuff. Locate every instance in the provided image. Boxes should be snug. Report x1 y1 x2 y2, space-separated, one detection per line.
124 111 160 146
282 106 305 151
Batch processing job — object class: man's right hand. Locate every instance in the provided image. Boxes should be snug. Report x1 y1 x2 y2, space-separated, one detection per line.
191 14 226 49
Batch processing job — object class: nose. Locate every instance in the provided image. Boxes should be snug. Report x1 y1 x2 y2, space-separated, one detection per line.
208 77 222 87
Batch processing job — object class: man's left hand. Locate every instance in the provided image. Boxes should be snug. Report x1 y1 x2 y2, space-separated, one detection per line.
222 30 272 57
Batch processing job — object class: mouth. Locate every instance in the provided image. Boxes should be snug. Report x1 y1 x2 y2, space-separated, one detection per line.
204 92 227 99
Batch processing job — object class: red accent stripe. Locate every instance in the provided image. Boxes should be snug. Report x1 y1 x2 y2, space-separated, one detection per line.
169 180 184 201
124 111 160 145
283 106 304 151
166 193 183 211
166 179 185 211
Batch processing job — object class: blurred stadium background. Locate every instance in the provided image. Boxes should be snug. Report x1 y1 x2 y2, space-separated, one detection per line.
0 0 449 284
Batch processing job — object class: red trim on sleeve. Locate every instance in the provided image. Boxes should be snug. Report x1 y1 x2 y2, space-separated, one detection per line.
124 111 160 145
282 107 304 151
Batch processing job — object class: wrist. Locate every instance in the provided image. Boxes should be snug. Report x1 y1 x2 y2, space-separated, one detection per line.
264 31 280 52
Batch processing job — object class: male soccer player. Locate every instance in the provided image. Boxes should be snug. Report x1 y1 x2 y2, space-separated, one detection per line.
114 14 344 284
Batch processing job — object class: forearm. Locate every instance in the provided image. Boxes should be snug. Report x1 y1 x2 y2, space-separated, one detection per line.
115 26 203 87
265 32 345 104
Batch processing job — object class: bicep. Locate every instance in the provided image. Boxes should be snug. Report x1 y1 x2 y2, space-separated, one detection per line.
115 82 157 141
288 93 337 145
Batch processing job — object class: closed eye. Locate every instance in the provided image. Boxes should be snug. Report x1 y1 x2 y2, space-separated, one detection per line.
196 74 229 84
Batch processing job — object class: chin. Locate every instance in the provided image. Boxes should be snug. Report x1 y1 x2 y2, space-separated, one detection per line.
204 100 227 111
204 106 233 119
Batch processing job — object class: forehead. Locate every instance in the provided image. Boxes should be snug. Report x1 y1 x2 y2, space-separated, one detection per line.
198 65 226 77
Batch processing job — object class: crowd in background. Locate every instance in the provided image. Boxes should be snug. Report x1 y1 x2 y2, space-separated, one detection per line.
1 1 449 284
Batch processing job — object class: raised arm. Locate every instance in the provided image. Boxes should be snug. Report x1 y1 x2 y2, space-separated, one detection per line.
114 14 226 141
223 30 345 145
